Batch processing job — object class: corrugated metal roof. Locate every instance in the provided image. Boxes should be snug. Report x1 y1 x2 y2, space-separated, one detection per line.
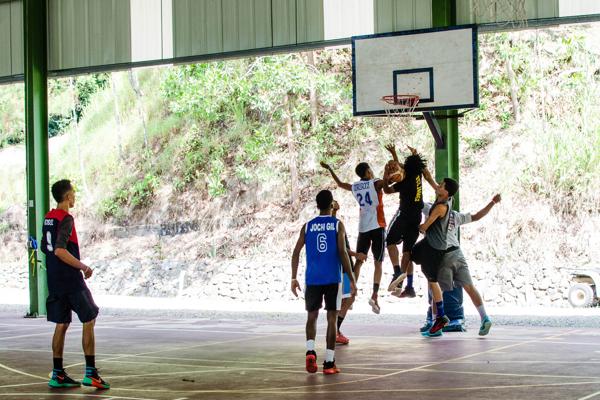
1 0 600 82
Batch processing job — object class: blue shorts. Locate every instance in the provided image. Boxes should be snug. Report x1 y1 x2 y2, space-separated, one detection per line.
342 273 352 299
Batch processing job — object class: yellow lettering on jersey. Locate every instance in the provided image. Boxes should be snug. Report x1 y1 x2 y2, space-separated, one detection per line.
415 175 422 202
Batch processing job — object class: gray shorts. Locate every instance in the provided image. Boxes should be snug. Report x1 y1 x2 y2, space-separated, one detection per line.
437 249 473 292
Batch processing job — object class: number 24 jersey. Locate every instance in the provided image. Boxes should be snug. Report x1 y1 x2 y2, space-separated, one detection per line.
352 179 386 233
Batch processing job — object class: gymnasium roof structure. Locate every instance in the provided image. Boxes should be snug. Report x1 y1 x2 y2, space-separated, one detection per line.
1 0 600 84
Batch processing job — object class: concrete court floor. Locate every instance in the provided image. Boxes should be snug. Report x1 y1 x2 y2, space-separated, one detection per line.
0 311 599 400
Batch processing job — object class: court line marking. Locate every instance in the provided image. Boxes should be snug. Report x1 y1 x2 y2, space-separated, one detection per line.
0 332 50 341
0 361 46 380
90 327 600 346
0 382 46 389
4 347 599 369
344 360 600 367
93 357 600 380
579 390 600 400
103 366 379 380
65 332 285 369
113 330 578 394
96 380 600 395
97 330 598 395
5 328 597 396
0 394 154 400
419 367 599 380
0 327 44 334
247 329 585 392
0 348 300 367
3 322 597 346
99 359 317 372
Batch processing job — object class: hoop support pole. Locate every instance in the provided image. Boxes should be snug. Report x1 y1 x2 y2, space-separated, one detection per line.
423 112 445 149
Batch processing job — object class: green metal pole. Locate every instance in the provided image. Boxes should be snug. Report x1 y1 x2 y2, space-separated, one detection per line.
24 0 49 316
432 0 460 211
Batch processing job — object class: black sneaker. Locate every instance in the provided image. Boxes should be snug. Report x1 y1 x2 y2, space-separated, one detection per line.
48 369 81 388
387 272 407 292
398 287 416 298
429 316 450 335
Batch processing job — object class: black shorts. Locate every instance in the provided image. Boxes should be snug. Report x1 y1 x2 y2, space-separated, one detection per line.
46 288 99 324
386 209 421 253
356 227 386 262
305 283 341 312
412 239 445 283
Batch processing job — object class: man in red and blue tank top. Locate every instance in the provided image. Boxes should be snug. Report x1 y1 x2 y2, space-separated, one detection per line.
41 180 109 390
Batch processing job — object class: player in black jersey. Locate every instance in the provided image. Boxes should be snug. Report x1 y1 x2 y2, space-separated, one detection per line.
383 145 427 298
42 180 109 390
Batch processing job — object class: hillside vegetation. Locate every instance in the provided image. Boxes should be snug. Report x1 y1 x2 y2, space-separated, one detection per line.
0 25 598 305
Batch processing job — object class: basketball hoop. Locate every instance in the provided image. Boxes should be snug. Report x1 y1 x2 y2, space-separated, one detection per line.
381 95 420 116
380 94 420 136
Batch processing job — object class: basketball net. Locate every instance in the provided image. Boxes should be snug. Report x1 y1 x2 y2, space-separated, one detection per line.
472 0 527 28
381 94 420 136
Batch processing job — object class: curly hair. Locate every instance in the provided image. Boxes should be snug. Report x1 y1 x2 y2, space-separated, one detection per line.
403 154 426 177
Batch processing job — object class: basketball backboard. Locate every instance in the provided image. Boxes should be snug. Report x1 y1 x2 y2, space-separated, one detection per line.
352 25 479 116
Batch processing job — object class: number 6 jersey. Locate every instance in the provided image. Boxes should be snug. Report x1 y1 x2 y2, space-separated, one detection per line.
304 216 342 286
351 179 386 233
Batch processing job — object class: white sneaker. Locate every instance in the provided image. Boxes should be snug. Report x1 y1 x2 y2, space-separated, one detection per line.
387 273 407 292
368 298 381 314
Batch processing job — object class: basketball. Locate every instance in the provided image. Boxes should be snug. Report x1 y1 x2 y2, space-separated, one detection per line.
385 160 404 183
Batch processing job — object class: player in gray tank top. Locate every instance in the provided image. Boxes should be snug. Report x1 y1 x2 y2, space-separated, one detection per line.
415 178 459 336
425 197 452 250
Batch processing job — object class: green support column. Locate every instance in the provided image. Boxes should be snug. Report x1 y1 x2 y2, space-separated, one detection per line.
432 0 460 211
24 0 49 316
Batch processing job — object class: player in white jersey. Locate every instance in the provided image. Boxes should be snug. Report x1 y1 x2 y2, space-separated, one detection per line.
321 161 394 314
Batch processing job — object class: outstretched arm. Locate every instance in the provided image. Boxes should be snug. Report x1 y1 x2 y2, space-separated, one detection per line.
423 166 440 191
320 162 352 191
407 145 439 191
419 204 447 234
385 144 400 162
290 225 306 297
379 161 399 194
471 194 501 222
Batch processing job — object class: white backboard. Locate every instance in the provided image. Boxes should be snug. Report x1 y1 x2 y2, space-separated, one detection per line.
352 25 479 116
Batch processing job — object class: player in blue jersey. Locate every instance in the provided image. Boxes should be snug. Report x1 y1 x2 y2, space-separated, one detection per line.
291 190 357 374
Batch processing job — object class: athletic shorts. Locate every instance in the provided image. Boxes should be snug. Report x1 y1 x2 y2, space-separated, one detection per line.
46 288 99 324
342 273 352 299
412 239 445 283
437 249 473 292
385 209 421 253
305 283 342 312
356 227 386 262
